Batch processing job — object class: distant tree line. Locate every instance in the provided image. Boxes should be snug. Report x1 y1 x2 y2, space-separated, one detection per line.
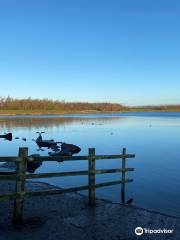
132 105 180 111
0 97 127 112
0 97 180 112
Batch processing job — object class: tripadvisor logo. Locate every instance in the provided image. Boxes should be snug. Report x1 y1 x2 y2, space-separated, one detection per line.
135 227 143 236
135 227 174 236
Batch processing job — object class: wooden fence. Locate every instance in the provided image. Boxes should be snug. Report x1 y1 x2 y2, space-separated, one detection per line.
0 147 135 224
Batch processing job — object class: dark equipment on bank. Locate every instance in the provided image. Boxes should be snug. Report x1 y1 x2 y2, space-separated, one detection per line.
0 133 12 141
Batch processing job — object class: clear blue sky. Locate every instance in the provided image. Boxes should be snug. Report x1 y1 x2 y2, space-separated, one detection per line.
0 0 180 106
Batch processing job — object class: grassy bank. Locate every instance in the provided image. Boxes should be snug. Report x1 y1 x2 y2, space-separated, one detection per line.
0 109 106 115
1 109 180 116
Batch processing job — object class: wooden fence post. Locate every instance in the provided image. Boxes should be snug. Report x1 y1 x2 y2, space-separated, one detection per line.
121 147 126 204
88 148 96 206
13 147 28 224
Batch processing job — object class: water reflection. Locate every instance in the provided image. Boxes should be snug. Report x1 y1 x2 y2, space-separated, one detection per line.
0 116 125 173
0 116 125 130
0 113 180 217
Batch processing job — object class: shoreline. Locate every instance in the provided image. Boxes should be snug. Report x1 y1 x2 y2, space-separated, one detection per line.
1 110 180 117
0 180 180 240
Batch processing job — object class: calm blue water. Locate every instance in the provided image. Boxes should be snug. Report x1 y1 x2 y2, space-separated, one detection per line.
0 112 180 217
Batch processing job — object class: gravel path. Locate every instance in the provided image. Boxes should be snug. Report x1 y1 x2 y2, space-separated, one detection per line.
0 180 180 240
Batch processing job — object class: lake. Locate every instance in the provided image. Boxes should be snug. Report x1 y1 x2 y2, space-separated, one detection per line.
0 112 180 217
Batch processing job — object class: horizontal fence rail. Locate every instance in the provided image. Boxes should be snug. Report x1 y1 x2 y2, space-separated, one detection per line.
0 154 135 162
0 147 135 225
0 168 134 180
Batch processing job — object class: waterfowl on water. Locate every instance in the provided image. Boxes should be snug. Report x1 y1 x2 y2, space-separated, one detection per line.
126 198 133 204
